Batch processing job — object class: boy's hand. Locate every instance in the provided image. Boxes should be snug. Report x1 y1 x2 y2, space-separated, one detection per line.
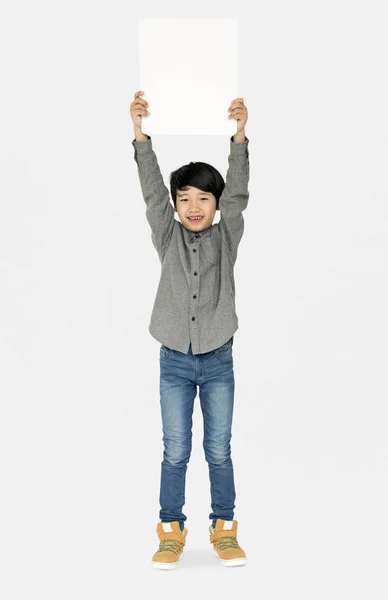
130 90 150 129
228 98 248 133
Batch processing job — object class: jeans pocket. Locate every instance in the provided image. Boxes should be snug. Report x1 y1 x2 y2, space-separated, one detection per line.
160 345 173 360
214 338 233 364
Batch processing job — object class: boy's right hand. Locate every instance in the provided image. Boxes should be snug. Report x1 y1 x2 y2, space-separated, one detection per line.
130 91 150 129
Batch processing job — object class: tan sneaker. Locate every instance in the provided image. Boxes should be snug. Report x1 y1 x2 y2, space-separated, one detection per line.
151 521 187 570
209 519 247 567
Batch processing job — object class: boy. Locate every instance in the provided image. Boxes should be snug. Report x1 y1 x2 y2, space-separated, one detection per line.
130 91 250 569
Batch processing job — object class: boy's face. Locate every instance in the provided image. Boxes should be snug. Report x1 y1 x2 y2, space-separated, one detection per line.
174 186 219 232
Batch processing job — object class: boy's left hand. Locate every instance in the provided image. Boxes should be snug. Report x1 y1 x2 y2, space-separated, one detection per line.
228 98 248 132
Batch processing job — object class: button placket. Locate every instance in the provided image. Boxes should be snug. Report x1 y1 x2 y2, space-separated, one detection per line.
191 234 200 329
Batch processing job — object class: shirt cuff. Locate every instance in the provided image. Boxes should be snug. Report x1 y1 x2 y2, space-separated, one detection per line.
230 135 249 153
132 135 152 154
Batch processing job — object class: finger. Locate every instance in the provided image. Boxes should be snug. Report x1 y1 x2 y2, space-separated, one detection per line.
132 93 148 104
228 108 245 115
230 104 247 110
134 107 149 116
228 101 245 111
132 98 149 108
228 109 246 117
228 111 245 119
134 90 145 98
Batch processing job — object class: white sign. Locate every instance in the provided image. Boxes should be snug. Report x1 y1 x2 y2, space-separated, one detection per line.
138 18 239 136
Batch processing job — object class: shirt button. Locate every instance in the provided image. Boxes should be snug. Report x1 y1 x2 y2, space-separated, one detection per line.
195 234 200 238
194 271 197 276
193 248 196 252
193 295 197 299
192 317 195 321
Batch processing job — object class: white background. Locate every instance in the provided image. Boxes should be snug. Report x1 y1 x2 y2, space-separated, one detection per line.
0 0 387 598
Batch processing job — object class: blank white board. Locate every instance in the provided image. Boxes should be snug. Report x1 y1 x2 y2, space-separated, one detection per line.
138 18 239 136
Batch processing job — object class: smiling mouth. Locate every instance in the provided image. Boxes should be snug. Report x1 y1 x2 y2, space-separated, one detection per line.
187 216 204 221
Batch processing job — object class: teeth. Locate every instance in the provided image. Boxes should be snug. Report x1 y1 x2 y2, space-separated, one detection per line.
189 217 203 220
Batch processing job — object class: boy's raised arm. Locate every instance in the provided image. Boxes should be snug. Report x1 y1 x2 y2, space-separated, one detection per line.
132 134 175 261
218 134 250 265
130 91 175 261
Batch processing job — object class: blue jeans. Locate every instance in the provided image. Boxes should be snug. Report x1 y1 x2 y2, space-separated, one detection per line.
158 336 236 532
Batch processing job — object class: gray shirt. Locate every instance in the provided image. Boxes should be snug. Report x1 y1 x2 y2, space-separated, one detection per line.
132 134 250 355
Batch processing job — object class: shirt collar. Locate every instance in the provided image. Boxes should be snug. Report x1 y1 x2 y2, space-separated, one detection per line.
182 222 213 243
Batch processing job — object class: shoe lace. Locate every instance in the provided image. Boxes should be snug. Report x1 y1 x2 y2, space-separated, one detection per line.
158 539 184 554
213 535 241 551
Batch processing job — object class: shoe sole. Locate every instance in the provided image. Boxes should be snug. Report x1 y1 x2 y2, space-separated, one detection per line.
212 545 247 567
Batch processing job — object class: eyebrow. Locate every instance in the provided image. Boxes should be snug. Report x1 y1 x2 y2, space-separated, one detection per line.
177 191 210 196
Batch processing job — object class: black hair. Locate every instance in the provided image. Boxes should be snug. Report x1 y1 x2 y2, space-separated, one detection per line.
170 161 225 210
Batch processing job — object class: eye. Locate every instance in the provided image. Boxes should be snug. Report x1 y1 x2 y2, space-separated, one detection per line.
179 197 208 201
